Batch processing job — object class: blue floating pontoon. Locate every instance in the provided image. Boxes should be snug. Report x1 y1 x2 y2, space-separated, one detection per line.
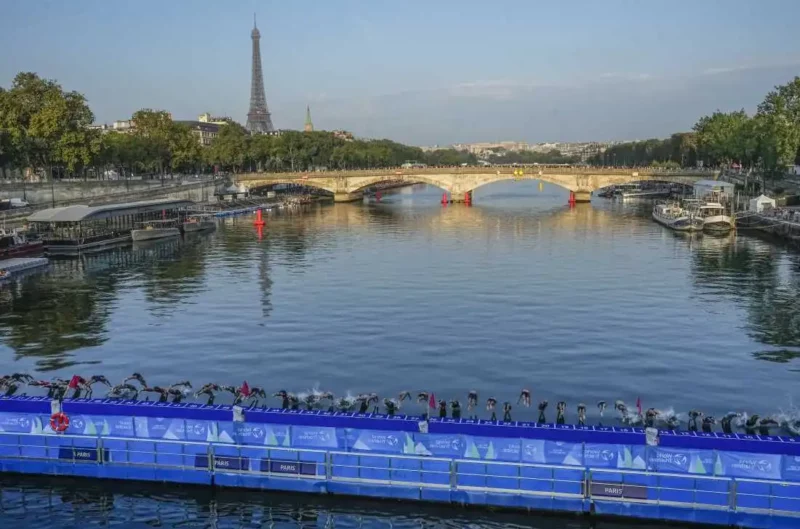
0 396 798 529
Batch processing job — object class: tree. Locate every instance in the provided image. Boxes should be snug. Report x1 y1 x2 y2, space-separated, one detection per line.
208 122 249 172
693 110 752 166
0 72 95 180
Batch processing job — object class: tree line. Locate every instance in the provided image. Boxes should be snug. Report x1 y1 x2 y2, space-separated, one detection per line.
0 71 489 180
589 77 800 176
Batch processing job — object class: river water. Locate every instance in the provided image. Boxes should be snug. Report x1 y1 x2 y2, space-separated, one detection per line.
1 181 799 527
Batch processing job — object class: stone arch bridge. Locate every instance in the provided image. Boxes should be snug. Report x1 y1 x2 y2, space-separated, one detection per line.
234 167 719 203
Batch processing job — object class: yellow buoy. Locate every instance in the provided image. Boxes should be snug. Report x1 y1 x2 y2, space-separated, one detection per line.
538 181 544 192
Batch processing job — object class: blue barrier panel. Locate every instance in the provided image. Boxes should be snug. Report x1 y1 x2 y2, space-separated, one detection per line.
185 420 217 442
345 429 414 455
133 417 183 440
782 455 800 483
234 422 290 447
717 451 783 480
0 412 45 434
414 433 465 458
291 425 341 449
463 436 521 462
584 443 646 470
646 446 717 475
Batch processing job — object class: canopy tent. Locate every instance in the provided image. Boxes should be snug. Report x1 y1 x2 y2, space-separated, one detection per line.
749 194 776 213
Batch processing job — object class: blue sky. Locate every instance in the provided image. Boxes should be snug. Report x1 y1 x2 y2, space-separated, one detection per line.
2 0 800 145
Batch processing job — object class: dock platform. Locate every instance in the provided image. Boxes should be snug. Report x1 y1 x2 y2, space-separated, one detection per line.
0 257 49 280
0 396 799 528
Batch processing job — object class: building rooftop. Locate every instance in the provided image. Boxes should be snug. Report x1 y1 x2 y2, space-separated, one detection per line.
28 198 194 223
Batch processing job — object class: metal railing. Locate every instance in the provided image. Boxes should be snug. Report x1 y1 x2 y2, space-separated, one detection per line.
0 432 797 517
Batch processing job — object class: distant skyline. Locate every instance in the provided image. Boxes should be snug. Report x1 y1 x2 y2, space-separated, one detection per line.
2 0 800 145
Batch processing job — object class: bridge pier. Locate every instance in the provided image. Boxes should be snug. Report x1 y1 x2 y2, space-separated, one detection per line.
573 191 591 203
334 192 363 203
450 192 468 203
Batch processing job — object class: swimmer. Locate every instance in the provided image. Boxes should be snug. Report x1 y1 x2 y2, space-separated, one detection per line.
537 400 548 424
502 402 512 422
556 401 566 425
107 383 140 400
597 401 607 425
486 397 498 421
438 399 447 419
398 391 412 403
140 386 171 403
702 416 716 433
720 412 740 434
467 391 478 419
577 403 587 426
687 410 703 432
744 414 760 435
123 373 147 388
644 408 658 428
383 398 399 416
451 400 461 419
518 389 531 407
195 383 222 405
757 417 780 436
336 396 355 412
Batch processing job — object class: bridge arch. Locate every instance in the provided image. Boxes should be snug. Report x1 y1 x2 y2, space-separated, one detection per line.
465 173 579 194
345 174 454 194
245 179 336 195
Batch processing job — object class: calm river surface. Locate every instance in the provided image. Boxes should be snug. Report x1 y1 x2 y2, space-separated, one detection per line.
1 181 800 527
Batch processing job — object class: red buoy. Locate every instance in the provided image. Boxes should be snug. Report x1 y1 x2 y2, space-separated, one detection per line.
376 190 382 202
441 193 448 205
465 191 472 206
253 208 265 227
568 191 576 206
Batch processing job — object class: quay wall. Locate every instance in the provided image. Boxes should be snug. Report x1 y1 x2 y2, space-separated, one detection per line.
0 179 220 207
1 397 799 529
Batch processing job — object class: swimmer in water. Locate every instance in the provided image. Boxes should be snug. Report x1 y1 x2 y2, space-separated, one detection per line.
537 400 548 424
123 373 147 388
577 403 587 426
383 398 399 416
107 383 140 400
195 383 222 405
336 396 355 412
486 397 498 421
720 412 740 434
744 414 760 435
450 400 461 419
597 401 607 425
518 389 531 407
438 399 447 419
556 401 566 425
467 391 478 419
757 417 780 436
644 408 658 428
687 410 703 432
502 402 512 422
666 415 680 430
702 416 716 433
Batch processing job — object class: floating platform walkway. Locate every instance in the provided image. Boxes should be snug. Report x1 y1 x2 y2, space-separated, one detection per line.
0 396 798 529
0 257 49 281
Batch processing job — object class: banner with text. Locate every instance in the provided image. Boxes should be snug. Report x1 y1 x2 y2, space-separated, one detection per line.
346 429 414 454
646 446 716 475
716 451 782 480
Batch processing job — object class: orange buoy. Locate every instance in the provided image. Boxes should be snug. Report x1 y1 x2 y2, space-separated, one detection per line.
50 412 70 433
253 208 265 226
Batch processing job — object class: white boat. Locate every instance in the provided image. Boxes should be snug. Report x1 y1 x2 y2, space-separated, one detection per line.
694 202 734 234
182 214 216 233
131 219 180 242
652 202 703 231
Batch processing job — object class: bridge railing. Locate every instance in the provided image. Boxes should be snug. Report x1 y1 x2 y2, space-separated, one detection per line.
235 167 718 179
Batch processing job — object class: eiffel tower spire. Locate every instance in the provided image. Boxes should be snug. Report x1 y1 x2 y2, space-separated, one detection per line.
304 105 314 132
246 14 274 134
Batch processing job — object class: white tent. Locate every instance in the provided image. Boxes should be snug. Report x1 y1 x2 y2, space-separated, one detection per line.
749 194 776 213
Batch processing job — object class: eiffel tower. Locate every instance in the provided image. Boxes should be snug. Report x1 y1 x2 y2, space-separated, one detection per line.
246 14 275 134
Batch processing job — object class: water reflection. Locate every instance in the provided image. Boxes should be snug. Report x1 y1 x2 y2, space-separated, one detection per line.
0 475 683 529
0 183 798 416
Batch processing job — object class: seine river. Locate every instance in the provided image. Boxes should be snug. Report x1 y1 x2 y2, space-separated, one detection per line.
1 181 799 528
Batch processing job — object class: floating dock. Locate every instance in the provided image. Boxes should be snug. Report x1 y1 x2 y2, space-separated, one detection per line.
0 396 798 529
0 257 49 280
